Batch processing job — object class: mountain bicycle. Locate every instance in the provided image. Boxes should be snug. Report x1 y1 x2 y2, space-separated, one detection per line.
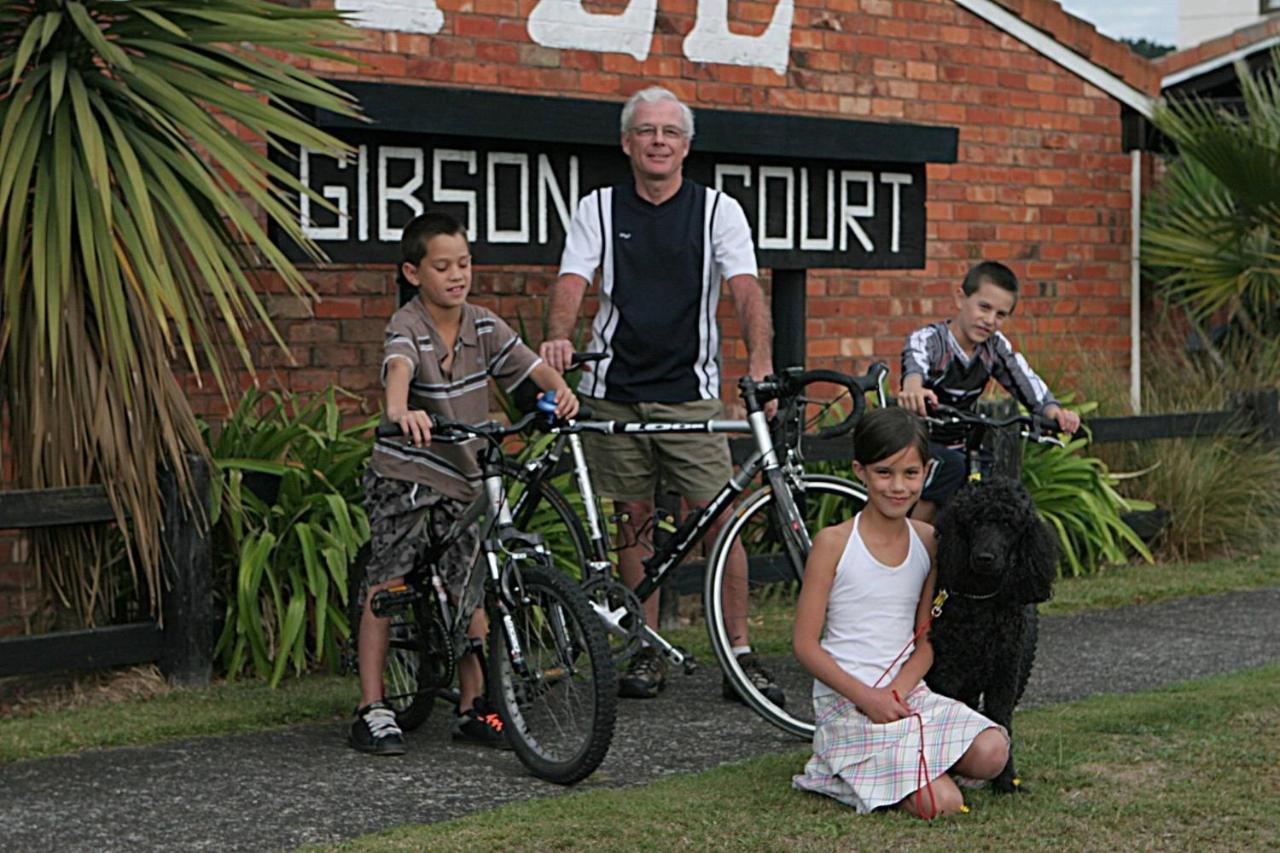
508 362 890 738
347 414 617 785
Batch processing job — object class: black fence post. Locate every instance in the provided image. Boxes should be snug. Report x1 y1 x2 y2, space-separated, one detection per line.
159 454 213 686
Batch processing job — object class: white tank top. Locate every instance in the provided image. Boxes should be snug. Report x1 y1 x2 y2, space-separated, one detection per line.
813 513 931 698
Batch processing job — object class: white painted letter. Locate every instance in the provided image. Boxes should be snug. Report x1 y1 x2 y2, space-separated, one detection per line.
683 0 793 75
538 154 579 244
758 166 794 250
528 0 657 62
800 169 835 251
880 172 913 253
335 0 443 34
487 152 530 244
379 146 424 242
300 147 349 241
839 170 874 253
433 149 479 241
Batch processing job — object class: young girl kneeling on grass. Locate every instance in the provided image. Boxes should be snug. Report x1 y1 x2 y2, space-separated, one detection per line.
792 407 1009 819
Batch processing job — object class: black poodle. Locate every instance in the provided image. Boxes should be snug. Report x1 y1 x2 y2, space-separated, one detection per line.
925 475 1059 793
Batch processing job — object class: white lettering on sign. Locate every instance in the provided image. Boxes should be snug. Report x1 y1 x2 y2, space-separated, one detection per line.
301 147 349 241
486 153 530 243
336 0 442 35
538 154 580 244
757 166 794 250
840 170 874 253
527 0 658 63
337 0 792 72
299 147 913 262
379 146 425 241
433 149 478 241
683 0 794 76
800 168 834 251
880 172 913 253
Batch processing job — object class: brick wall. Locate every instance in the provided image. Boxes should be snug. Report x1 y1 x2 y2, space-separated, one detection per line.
180 0 1140 419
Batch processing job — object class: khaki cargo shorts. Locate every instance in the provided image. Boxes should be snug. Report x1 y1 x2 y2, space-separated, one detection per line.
580 397 733 504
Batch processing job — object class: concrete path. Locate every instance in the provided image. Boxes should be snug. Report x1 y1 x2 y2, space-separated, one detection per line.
1 587 1277 851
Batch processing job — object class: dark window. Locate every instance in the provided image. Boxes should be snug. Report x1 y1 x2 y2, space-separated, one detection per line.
1264 0 1280 14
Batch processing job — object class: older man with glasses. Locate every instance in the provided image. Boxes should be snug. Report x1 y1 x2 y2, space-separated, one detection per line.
540 86 781 705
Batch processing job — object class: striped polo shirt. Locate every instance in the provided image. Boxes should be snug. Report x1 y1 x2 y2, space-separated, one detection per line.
370 299 541 500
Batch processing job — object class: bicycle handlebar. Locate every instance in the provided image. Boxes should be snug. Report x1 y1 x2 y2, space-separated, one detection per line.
925 403 1065 443
749 362 890 441
375 411 541 443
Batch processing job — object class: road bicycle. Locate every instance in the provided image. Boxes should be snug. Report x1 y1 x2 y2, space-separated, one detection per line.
347 414 617 785
507 361 891 738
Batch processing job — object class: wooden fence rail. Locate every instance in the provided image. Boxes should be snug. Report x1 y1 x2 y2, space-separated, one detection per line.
0 456 212 685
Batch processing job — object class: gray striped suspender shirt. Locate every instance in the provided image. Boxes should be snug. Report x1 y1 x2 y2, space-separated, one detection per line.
370 300 541 501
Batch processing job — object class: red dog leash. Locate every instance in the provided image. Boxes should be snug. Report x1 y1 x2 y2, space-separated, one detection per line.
871 591 950 820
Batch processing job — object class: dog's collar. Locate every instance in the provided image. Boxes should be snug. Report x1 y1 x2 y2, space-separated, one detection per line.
942 587 1001 601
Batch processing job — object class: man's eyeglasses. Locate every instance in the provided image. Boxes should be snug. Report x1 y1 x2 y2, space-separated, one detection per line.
629 124 687 140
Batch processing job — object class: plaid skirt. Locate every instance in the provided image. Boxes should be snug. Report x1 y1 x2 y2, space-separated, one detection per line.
793 683 1003 813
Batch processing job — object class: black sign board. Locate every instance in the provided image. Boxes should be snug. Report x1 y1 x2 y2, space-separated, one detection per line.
273 84 958 270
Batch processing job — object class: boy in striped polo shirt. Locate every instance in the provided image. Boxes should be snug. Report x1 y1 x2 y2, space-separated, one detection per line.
352 212 578 755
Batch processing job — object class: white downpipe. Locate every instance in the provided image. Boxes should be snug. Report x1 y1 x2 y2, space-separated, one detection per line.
1130 149 1142 415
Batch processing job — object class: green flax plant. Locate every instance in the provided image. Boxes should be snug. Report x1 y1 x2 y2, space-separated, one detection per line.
0 1 360 625
206 387 374 685
1143 48 1280 343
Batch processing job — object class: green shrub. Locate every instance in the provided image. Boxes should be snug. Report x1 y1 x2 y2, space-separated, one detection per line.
203 388 374 685
1020 414 1154 576
1076 328 1280 561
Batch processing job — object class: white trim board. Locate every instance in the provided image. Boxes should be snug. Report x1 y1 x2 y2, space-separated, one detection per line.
953 0 1155 118
1161 35 1280 89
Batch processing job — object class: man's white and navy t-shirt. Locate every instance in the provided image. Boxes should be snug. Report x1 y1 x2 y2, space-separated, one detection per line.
370 300 541 501
558 179 757 403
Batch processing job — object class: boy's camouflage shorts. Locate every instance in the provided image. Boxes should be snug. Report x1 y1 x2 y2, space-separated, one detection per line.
361 468 479 605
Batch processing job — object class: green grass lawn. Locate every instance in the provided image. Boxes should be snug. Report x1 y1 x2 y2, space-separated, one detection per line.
332 664 1280 851
2 549 1278 766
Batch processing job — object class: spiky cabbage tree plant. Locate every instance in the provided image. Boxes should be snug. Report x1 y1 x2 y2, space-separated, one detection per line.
0 0 359 626
1143 50 1280 342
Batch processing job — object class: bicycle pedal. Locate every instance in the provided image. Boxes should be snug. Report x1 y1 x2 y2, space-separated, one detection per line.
370 583 419 617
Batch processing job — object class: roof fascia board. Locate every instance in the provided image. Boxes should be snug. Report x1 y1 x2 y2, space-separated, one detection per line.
1162 35 1280 88
953 0 1155 117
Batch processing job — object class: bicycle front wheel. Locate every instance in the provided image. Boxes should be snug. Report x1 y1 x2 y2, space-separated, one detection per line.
488 564 618 785
704 475 867 739
504 460 597 583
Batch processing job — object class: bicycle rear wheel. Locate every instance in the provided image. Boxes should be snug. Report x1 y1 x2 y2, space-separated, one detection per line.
704 475 867 739
488 563 617 785
346 544 441 732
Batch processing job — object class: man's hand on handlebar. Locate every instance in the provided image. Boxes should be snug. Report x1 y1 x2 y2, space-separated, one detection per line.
1044 404 1081 435
539 339 580 374
391 409 433 447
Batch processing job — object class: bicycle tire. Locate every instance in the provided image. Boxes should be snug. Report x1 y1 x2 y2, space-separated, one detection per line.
504 460 597 583
704 475 868 740
346 543 437 732
488 563 618 785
